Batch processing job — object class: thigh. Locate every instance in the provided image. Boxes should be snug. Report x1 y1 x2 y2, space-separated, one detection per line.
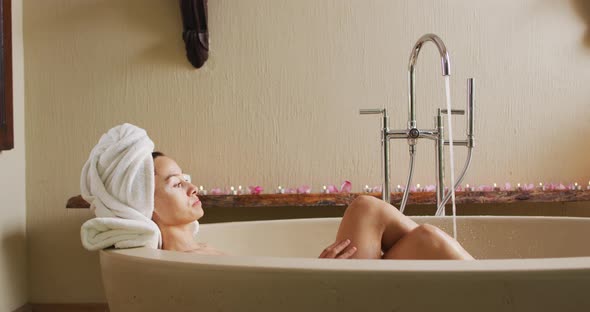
382 224 474 260
335 195 418 259
335 214 382 259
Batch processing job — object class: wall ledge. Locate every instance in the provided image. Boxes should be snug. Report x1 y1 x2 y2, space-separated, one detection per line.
66 190 590 209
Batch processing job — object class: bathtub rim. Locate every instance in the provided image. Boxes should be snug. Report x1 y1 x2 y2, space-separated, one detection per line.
100 216 590 275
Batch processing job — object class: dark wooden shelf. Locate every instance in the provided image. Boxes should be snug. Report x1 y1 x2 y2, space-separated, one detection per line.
67 189 590 209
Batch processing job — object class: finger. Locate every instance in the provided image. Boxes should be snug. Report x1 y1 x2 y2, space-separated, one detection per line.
319 241 340 258
336 246 357 259
319 239 351 258
325 239 351 258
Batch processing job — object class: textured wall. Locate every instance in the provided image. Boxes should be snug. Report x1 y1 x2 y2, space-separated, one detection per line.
24 0 590 302
0 1 26 310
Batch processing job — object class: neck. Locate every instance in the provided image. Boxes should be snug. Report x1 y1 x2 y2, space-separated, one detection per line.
158 222 198 252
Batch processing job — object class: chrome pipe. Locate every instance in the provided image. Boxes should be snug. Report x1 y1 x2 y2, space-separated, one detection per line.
408 34 451 129
382 116 391 203
444 140 468 146
386 130 409 140
467 78 475 148
436 147 474 215
436 110 445 215
398 152 416 214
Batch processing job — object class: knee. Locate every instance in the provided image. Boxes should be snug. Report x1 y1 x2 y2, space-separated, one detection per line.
411 224 449 248
408 224 473 260
346 195 385 217
350 195 381 208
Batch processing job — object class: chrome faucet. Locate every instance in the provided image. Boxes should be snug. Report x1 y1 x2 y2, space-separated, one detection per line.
360 34 475 215
408 34 451 129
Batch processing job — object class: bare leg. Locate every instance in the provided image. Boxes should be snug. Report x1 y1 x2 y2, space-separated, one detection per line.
335 195 419 259
335 195 474 260
382 223 475 260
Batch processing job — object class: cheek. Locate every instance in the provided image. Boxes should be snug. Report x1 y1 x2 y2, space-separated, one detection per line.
154 189 177 214
154 188 169 207
154 189 189 215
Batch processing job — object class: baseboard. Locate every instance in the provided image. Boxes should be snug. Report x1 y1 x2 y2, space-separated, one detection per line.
28 303 109 312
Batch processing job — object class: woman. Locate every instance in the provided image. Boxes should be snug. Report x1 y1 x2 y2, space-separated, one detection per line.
151 152 474 260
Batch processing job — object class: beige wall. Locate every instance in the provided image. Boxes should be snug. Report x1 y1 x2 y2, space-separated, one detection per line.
0 0 26 310
24 0 590 303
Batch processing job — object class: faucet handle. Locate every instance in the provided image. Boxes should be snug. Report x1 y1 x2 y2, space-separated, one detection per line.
360 108 389 129
440 109 465 115
359 109 385 115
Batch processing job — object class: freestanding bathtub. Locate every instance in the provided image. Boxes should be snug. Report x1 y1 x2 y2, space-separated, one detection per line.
100 216 590 312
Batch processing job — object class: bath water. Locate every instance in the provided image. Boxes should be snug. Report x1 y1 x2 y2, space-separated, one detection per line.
444 76 458 240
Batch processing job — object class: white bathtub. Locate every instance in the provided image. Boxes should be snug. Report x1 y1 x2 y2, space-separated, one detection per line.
100 216 590 312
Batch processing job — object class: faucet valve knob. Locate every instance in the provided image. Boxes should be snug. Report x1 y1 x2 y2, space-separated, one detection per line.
441 109 465 115
359 109 385 115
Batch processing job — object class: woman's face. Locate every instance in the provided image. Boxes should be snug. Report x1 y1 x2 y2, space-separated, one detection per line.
153 156 204 226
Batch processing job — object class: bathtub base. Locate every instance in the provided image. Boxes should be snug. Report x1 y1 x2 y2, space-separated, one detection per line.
100 216 590 312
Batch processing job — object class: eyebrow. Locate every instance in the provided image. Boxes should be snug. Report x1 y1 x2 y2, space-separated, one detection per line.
164 173 183 181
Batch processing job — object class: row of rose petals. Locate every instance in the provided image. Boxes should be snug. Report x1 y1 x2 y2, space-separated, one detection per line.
203 181 586 195
206 181 351 195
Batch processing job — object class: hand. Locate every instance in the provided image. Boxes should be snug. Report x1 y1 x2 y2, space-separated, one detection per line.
318 239 357 259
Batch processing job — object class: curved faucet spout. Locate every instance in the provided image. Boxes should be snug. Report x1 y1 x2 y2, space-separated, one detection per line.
407 34 451 129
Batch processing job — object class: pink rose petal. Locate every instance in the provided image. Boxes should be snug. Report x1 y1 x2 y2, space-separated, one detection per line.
297 185 311 194
248 186 263 195
523 184 535 191
210 188 224 195
424 185 436 192
327 185 339 194
285 188 297 194
478 185 494 192
340 181 352 193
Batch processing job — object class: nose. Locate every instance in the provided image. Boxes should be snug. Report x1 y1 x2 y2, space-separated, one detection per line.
187 183 198 196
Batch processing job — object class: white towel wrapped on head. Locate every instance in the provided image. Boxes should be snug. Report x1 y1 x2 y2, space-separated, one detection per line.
80 123 161 250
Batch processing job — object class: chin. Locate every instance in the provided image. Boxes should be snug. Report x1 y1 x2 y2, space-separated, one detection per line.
194 206 205 220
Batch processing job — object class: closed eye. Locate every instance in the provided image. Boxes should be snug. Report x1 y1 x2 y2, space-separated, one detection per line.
168 176 183 188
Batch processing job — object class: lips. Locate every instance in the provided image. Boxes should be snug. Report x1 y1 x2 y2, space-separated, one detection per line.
192 196 201 207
